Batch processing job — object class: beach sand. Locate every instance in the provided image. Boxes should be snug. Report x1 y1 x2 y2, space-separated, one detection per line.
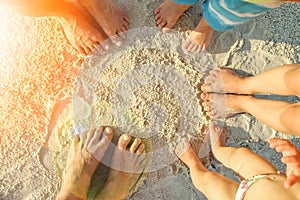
0 0 300 199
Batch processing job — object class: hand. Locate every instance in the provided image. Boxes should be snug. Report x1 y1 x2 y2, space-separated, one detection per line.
269 138 300 188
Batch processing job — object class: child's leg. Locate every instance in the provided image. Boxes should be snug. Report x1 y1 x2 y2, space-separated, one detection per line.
210 125 278 179
155 0 194 32
202 64 300 96
182 16 214 52
176 139 239 200
202 93 300 136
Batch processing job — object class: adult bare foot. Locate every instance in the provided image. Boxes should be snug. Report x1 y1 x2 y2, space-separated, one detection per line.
58 2 107 55
183 17 214 52
155 0 191 33
97 134 146 200
201 67 248 94
57 127 113 200
200 93 245 119
78 0 129 46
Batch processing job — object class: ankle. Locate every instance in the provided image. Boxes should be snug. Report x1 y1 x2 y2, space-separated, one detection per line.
241 76 255 94
227 95 252 112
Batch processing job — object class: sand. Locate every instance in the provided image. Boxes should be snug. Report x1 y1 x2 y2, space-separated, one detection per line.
0 0 300 199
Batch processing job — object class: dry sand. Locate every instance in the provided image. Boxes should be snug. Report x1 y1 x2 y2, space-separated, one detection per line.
0 0 300 199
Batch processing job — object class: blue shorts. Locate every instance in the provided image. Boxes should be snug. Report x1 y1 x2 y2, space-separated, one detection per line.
172 0 281 31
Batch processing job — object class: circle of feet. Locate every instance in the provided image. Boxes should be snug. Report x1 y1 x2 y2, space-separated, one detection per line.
48 27 216 197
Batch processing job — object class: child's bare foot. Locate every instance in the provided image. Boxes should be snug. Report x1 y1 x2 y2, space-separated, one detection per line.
155 0 191 33
209 124 226 149
200 93 245 119
78 0 129 46
183 17 214 52
97 134 146 200
57 127 113 200
58 2 107 55
201 67 248 94
175 138 201 169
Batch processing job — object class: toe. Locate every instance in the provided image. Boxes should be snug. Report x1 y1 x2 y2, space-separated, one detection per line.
201 84 208 92
123 18 129 29
200 92 210 101
130 138 142 153
190 43 199 52
136 143 145 154
155 7 161 15
117 30 126 39
110 35 123 46
72 135 80 145
159 21 167 28
187 42 196 52
183 39 192 50
104 127 114 139
118 134 132 150
156 17 163 25
101 40 111 50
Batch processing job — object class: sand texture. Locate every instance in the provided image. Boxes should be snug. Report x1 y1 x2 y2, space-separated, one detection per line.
0 0 300 199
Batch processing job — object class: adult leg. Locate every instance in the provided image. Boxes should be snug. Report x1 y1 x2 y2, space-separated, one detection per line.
202 64 300 96
201 93 300 136
57 127 113 200
175 138 239 200
78 0 129 46
2 0 107 54
96 134 146 200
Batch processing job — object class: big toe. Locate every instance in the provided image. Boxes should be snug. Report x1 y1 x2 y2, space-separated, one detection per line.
118 133 132 150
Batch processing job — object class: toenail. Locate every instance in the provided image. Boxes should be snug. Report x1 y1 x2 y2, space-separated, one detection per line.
104 127 113 134
123 134 130 141
103 44 110 50
116 41 122 46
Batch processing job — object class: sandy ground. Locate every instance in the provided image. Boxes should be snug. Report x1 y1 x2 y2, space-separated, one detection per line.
0 0 300 199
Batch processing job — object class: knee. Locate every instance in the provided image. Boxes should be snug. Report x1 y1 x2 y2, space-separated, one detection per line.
285 66 300 95
232 147 251 157
280 104 300 136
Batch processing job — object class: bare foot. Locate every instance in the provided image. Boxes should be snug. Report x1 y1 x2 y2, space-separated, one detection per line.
201 67 248 94
58 2 107 55
57 127 113 200
97 134 146 200
200 93 245 119
209 124 226 149
183 17 214 52
78 0 129 46
155 0 191 33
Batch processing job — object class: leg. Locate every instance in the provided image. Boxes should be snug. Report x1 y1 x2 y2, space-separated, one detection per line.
57 127 113 200
201 93 300 136
202 64 300 96
96 134 146 200
3 0 107 54
175 138 239 200
155 0 192 33
210 125 278 179
78 0 129 46
183 17 214 52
